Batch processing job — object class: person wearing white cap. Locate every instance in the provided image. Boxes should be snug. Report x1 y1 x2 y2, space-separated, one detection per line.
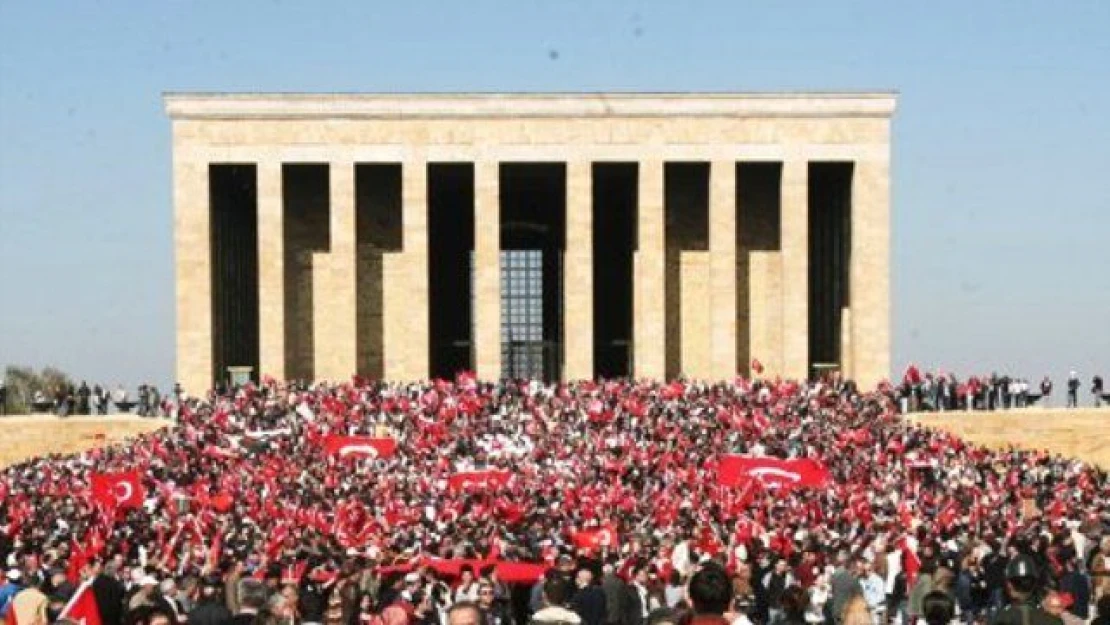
0 569 23 616
128 574 161 611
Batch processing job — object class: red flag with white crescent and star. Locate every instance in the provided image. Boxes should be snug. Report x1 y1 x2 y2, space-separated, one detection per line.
90 470 144 509
716 455 831 490
322 435 398 459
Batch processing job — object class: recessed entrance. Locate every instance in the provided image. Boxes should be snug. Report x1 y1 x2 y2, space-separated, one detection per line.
499 163 566 381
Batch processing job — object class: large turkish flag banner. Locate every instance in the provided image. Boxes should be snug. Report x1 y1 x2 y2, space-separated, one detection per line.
90 470 145 509
322 435 398 459
717 455 831 490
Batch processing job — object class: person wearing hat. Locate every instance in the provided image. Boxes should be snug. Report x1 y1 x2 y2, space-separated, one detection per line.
128 574 162 611
989 555 1062 625
1043 592 1084 625
0 569 23 616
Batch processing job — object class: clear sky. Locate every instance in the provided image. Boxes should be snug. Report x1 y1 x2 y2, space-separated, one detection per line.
1 1 1107 389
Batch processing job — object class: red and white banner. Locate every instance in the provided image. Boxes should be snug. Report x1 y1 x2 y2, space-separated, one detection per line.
322 436 398 459
447 470 512 491
717 455 831 490
58 580 102 625
90 470 145 509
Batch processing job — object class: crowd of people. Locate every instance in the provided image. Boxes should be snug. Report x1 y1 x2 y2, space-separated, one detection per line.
12 383 169 418
894 367 1106 413
1 374 1108 625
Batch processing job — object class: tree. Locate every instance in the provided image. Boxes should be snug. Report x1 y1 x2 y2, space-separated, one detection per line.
2 365 73 414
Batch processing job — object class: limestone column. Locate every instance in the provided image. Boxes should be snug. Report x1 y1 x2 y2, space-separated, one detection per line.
709 159 737 380
781 159 809 380
315 159 357 381
384 159 429 380
473 159 502 381
563 160 593 381
850 157 890 388
173 155 212 395
633 159 665 379
256 161 285 381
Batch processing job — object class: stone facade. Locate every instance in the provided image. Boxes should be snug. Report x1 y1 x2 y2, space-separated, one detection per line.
166 92 895 393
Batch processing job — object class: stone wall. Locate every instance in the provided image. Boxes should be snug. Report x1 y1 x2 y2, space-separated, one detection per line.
168 93 894 391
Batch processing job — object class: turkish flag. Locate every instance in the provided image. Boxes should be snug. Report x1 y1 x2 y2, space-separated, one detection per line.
322 435 398 459
59 580 102 625
717 455 831 490
447 470 512 492
90 470 144 509
572 525 619 550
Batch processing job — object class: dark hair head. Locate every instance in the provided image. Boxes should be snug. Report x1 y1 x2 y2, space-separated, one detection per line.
646 607 680 625
237 578 268 611
688 565 732 616
543 575 574 607
922 591 955 625
781 586 808 619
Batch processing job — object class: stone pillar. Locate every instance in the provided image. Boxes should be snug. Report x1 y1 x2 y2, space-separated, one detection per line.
709 159 737 380
563 160 593 381
313 160 357 381
384 159 430 380
781 159 809 380
173 155 212 395
633 159 665 379
851 157 890 388
473 159 501 381
256 161 285 381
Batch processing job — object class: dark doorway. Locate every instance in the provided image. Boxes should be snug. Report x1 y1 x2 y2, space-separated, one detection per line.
282 164 329 381
499 163 566 381
736 163 783 375
355 164 403 379
209 164 259 386
592 163 637 378
808 162 853 374
664 162 710 378
427 163 475 379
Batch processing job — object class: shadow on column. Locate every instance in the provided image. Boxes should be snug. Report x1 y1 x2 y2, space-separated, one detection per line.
736 163 782 375
427 163 474 379
808 162 853 376
592 163 636 378
355 164 402 380
664 162 709 379
210 164 260 387
282 164 330 382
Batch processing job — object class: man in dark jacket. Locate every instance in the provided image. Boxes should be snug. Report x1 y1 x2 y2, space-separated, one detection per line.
600 563 627 625
990 555 1062 625
570 567 606 625
188 577 232 625
89 559 127 625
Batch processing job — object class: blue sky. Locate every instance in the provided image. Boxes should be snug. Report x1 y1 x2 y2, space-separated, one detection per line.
1 1 1107 389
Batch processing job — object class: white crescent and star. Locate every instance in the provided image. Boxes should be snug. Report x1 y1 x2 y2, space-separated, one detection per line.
748 467 802 483
338 444 379 458
113 481 134 503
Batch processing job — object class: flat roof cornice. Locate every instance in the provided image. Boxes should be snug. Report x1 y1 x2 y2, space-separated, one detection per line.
163 92 897 120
